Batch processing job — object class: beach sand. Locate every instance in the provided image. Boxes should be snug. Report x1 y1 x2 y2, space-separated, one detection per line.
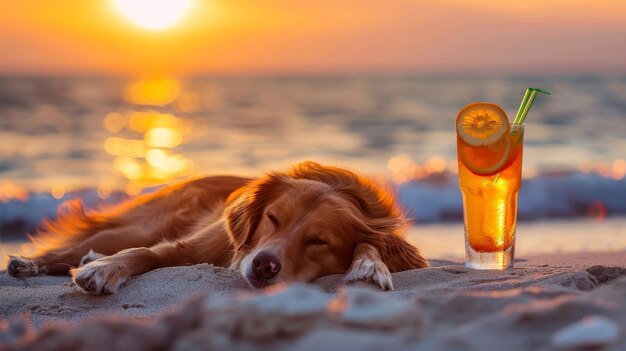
1 251 624 350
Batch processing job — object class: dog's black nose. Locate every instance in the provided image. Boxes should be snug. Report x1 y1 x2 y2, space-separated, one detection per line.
251 252 281 279
7 259 21 276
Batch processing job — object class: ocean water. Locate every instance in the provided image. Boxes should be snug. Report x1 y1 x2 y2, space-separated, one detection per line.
0 75 625 235
1 75 625 188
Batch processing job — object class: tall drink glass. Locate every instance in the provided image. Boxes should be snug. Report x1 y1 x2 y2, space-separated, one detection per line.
457 120 524 270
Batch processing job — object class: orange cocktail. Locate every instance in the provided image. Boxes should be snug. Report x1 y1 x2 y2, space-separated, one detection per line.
456 102 524 269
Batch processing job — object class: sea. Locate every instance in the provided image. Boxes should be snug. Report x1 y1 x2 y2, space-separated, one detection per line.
0 75 625 255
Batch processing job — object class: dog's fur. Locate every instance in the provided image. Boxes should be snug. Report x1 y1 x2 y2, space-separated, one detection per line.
7 162 428 293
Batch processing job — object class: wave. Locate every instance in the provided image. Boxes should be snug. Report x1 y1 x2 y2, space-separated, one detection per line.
398 171 626 223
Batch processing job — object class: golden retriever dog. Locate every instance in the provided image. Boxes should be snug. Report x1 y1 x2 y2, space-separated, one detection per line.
7 161 428 293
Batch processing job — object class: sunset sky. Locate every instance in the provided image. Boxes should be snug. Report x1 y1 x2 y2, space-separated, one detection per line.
1 0 625 76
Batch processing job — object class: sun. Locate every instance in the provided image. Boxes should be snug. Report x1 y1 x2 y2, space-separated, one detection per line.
115 0 193 31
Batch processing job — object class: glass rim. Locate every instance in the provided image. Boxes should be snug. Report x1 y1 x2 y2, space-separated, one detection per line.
459 123 525 126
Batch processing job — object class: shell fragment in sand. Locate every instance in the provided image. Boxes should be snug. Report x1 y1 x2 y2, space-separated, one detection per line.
551 315 620 350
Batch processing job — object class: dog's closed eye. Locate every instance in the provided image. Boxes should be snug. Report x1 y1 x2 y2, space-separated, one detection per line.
307 237 328 246
267 213 280 228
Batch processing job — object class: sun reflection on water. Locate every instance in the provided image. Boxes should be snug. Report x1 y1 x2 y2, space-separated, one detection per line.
104 78 195 194
124 78 181 106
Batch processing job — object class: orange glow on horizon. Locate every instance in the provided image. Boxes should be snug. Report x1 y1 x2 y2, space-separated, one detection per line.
125 79 181 106
1 0 625 75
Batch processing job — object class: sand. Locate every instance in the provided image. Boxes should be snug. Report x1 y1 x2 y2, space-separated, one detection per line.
1 251 625 350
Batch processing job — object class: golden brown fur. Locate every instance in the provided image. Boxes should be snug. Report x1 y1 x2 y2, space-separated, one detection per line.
8 161 428 293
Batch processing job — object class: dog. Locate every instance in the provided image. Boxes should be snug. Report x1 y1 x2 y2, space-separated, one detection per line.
7 161 428 293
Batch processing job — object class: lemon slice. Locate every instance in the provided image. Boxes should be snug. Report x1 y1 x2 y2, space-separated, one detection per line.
459 136 512 175
456 102 510 146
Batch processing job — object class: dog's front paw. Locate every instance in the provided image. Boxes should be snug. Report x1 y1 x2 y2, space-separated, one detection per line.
7 256 39 277
71 259 130 294
79 249 106 267
343 257 394 291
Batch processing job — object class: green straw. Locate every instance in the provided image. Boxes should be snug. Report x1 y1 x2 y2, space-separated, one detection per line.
513 87 550 124
514 89 532 124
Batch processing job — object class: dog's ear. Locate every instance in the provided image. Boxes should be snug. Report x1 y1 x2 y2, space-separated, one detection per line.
223 188 257 251
223 174 288 251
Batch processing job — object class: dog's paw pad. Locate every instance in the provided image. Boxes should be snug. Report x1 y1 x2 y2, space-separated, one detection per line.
7 256 39 277
344 257 394 291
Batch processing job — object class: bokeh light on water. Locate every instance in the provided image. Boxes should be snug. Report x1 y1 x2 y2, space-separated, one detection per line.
105 78 195 194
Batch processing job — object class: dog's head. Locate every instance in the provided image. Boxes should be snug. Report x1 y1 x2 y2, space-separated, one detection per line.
224 161 424 288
